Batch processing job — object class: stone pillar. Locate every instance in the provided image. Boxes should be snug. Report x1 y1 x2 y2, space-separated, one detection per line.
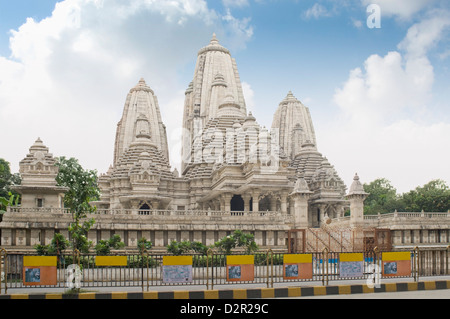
289 177 312 228
243 194 251 212
1 229 12 246
252 191 259 212
222 193 232 212
280 194 288 214
346 174 368 229
291 194 310 228
155 230 164 247
45 229 55 246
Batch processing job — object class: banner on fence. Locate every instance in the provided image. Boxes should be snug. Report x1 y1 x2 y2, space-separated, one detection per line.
283 254 313 280
23 256 57 286
162 256 193 283
382 252 411 277
339 253 364 278
95 256 128 267
226 255 254 282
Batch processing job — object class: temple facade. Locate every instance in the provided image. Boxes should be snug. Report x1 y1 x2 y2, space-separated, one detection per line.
93 34 348 225
2 35 448 252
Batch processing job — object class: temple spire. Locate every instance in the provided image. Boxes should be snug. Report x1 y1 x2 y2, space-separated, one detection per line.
210 33 219 45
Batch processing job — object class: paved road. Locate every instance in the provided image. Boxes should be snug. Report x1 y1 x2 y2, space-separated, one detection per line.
3 276 450 298
293 288 450 299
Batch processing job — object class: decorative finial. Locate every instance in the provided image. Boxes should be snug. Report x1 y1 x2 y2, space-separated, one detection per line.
210 33 219 45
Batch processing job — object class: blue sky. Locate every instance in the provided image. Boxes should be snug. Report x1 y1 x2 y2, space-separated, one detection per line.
0 0 449 195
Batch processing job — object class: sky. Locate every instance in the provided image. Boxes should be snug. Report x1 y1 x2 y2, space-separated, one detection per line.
0 0 449 195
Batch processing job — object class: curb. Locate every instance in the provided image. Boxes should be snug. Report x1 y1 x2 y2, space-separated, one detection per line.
1 280 449 299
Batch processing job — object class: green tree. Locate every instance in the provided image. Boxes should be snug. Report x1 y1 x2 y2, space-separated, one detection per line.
0 158 21 199
166 240 208 255
402 179 450 212
167 240 193 255
55 157 100 252
214 230 259 255
137 237 153 254
34 233 69 256
0 191 20 222
94 234 125 255
363 178 404 214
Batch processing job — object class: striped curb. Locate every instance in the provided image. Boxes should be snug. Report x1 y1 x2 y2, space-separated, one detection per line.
1 280 449 299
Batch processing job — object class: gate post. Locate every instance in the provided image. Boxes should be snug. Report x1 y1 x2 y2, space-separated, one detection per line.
0 248 7 295
141 249 149 292
447 245 450 276
322 247 329 286
413 246 420 282
266 249 274 288
206 248 214 290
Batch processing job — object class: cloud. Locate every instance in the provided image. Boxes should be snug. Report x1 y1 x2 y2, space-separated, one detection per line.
304 3 332 19
361 0 433 20
330 10 450 193
241 81 255 114
0 0 254 174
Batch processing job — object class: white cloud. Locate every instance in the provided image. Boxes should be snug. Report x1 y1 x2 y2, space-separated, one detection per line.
241 81 255 114
0 0 254 174
329 10 450 193
361 0 433 20
304 3 331 19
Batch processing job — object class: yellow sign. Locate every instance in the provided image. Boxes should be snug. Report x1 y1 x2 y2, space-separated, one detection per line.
95 256 128 266
23 256 57 267
382 252 410 261
163 256 193 266
226 255 254 265
283 254 312 264
339 253 364 262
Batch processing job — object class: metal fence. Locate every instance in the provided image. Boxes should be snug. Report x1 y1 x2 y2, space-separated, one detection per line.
0 247 449 294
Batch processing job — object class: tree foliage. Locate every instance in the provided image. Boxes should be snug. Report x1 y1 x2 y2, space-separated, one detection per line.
94 234 125 256
55 157 100 252
401 179 450 212
167 240 208 255
34 233 70 256
0 158 21 199
55 156 100 217
363 178 450 214
363 178 404 215
137 237 153 254
214 230 259 255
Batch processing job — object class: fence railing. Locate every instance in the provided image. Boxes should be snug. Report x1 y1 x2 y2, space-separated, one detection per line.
0 247 449 294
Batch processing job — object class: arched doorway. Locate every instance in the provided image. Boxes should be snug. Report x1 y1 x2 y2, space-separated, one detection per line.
230 195 244 211
259 197 270 211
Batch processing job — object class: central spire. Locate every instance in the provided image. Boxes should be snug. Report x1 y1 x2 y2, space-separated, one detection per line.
182 34 248 172
210 33 219 45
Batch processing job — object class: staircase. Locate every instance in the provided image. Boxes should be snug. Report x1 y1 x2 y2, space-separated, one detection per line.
305 226 355 252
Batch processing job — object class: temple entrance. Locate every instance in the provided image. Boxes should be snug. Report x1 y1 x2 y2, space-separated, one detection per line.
230 195 244 211
288 229 306 253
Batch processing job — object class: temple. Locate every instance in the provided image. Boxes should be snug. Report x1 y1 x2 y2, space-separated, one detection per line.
1 35 449 252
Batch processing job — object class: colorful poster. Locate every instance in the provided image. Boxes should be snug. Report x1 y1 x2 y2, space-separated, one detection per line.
23 256 57 286
382 252 411 277
226 255 254 282
95 256 128 267
283 254 313 280
339 253 364 278
162 256 193 283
